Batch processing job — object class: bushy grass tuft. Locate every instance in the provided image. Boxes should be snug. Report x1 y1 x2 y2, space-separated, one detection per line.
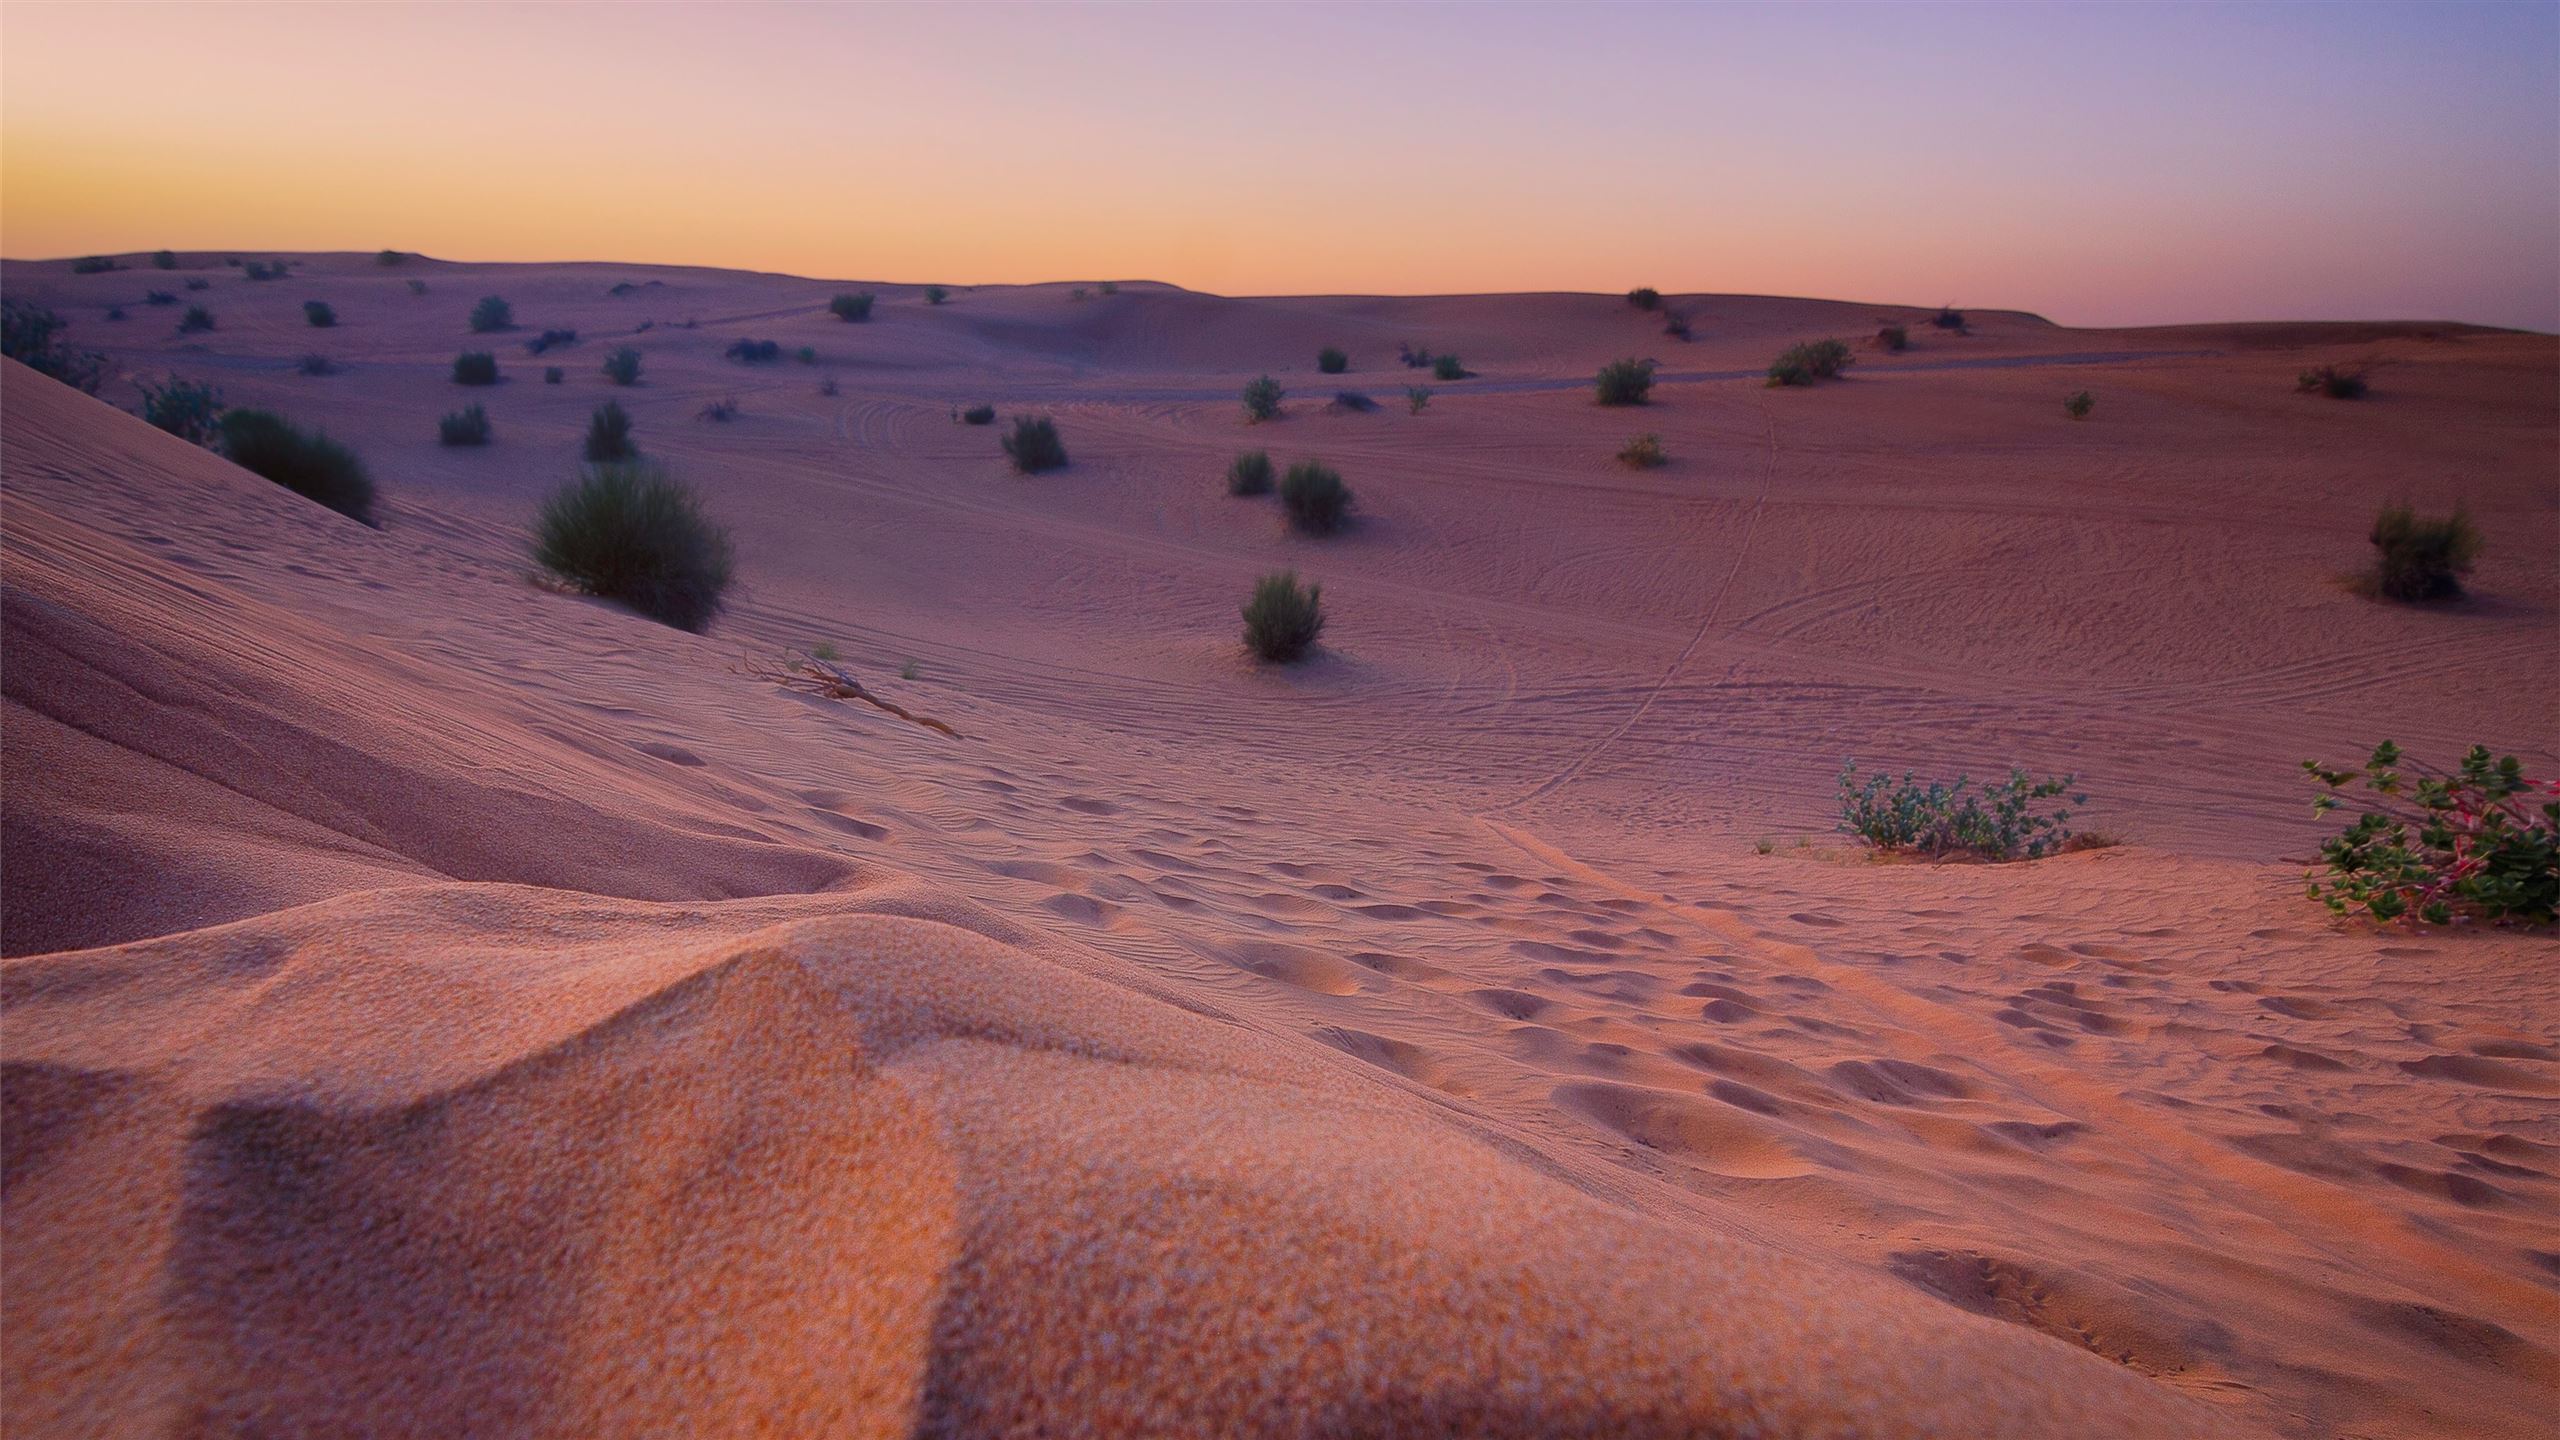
545 365 566 384
71 256 121 275
726 338 782 363
1243 374 1285 422
1617 433 1666 468
602 346 643 385
1279 461 1352 534
1837 762 2085 861
152 250 179 270
469 295 514 333
1767 339 1853 386
1595 357 1655 406
1317 346 1348 374
243 260 285 282
1431 353 1468 381
1398 343 1433 369
184 276 211 291
178 305 215 334
2 299 106 393
1663 311 1692 341
830 292 874 322
145 290 178 306
377 249 408 266
924 285 949 306
439 403 492 446
139 377 225 444
1406 385 1432 414
534 462 734 632
1002 415 1068 473
2367 504 2479 602
1242 571 1325 662
961 404 996 425
304 300 337 328
1332 390 1377 412
585 401 637 462
2298 365 2368 399
217 408 377 524
698 396 741 422
1930 306 1966 331
1227 450 1274 496
1876 324 1907 352
526 328 578 355
296 354 336 376
2065 390 2094 420
451 351 500 385
406 278 428 296
1626 287 1660 311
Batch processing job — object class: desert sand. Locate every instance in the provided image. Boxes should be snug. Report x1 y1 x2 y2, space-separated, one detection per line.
3 254 2555 1439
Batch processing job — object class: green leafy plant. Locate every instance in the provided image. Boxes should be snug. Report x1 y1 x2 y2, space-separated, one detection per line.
439 403 492 446
2298 365 2368 400
698 395 741 422
1227 450 1274 496
1243 374 1285 423
1768 339 1853 386
1002 415 1068 473
830 292 874 322
144 290 177 306
1070 287 1089 302
796 346 817 364
451 351 499 385
545 365 566 384
1663 311 1692 341
1626 287 1661 311
1098 281 1118 295
1242 570 1325 662
153 250 180 270
2 299 106 393
377 249 407 266
1595 357 1655 406
1317 346 1348 374
2367 503 2479 601
534 461 734 632
184 277 211 292
406 278 428 296
217 408 377 524
243 260 285 282
1616 433 1666 468
924 285 949 305
1837 762 2085 860
1876 324 1907 353
178 304 215 334
1279 460 1351 534
1405 385 1432 414
602 346 643 385
71 255 121 275
1431 353 1468 381
138 377 225 444
2303 742 2557 924
585 401 637 462
1930 306 1966 331
2065 390 2095 420
469 295 514 333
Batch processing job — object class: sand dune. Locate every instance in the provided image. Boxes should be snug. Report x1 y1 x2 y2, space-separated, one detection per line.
3 255 2555 1437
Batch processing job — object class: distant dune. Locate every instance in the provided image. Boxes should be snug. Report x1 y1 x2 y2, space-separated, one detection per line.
4 254 2554 1438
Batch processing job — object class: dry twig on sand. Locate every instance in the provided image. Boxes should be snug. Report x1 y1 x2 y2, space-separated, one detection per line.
745 654 963 739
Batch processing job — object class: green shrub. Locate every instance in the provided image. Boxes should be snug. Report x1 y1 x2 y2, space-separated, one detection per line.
545 365 566 384
796 346 817 364
698 396 741 422
1002 415 1068 473
534 462 734 632
71 256 121 275
2 299 106 393
184 277 211 291
1398 342 1432 369
2065 390 2094 420
1626 287 1660 311
1099 281 1119 295
726 338 782 363
1595 357 1655 406
304 300 337 328
1663 312 1692 341
1768 339 1853 386
962 404 996 425
1279 461 1351 534
1332 391 1376 412
1242 571 1325 662
1070 287 1089 302
439 404 492 446
818 375 840 397
1617 434 1666 468
406 278 428 296
527 328 578 354
297 354 336 376
144 290 177 306
1876 324 1907 353
2303 742 2557 924
1243 374 1285 422
178 305 215 334
2367 503 2479 601
924 285 949 305
1930 306 1966 331
602 346 643 385
2299 365 2368 399
106 307 126 322
1317 346 1348 374
1405 385 1432 414
1838 762 2084 860
470 295 514 333
1227 450 1274 496
138 377 225 444
585 401 637 462
452 351 499 385
217 408 377 524
243 260 285 282
830 292 874 322
152 250 179 270
377 249 407 266
1431 353 1467 381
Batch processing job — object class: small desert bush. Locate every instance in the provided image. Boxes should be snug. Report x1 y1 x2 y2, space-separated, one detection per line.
962 404 997 425
1398 342 1432 369
1768 339 1853 386
1243 374 1285 423
304 300 337 328
71 255 121 275
924 285 949 305
1876 324 1907 352
139 377 225 444
1333 391 1377 412
1617 433 1666 468
2 299 106 393
2367 503 2479 602
603 346 643 385
585 401 638 462
184 277 211 291
2298 365 2368 399
2303 741 2557 925
817 375 839 397
144 290 177 306
1406 385 1432 414
377 249 407 266
699 396 741 422
243 260 285 282
217 408 377 524
107 307 127 322
1431 353 1468 381
534 462 734 632
1663 311 1693 341
296 354 336 376
544 365 565 384
1099 281 1119 295
726 338 782 363
469 295 514 333
830 292 874 322
1279 460 1352 534
1595 357 1655 406
526 328 578 355
439 403 492 446
1837 762 2085 861
178 305 215 334
451 351 500 385
2065 390 2095 420
1002 415 1068 473
152 250 179 270
796 346 817 365
1930 306 1966 331
1626 287 1661 311
1227 450 1274 496
1242 571 1325 663
1070 287 1089 302
1318 346 1348 374
406 278 428 296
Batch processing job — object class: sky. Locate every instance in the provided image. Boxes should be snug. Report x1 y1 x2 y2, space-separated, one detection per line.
5 1 2555 330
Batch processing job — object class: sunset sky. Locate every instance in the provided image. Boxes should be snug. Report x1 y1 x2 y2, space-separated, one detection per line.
6 1 2554 330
